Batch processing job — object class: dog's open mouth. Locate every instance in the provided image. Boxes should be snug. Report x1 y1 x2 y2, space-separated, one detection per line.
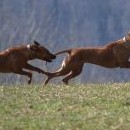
44 55 56 62
44 58 53 62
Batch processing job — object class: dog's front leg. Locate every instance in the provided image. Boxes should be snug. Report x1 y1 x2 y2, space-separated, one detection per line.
24 63 50 76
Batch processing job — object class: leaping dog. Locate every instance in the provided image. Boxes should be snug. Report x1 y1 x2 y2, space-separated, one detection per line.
44 33 130 85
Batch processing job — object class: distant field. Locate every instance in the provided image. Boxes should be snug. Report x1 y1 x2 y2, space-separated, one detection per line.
1 83 130 130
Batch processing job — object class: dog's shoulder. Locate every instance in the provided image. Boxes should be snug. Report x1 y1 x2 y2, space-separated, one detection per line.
112 41 130 58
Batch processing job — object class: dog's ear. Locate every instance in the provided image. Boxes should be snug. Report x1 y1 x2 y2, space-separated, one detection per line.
34 40 40 46
30 45 40 51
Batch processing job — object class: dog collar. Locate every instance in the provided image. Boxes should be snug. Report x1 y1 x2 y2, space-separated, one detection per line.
123 36 130 47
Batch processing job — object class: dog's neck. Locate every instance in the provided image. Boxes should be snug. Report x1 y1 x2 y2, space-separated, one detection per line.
122 36 130 47
26 44 35 60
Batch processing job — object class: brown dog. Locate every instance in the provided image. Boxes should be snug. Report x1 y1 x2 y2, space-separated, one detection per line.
44 34 130 85
0 41 56 84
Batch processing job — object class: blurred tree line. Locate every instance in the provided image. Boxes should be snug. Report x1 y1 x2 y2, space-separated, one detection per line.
0 0 130 84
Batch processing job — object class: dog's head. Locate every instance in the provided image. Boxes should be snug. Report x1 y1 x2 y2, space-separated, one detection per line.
27 40 56 62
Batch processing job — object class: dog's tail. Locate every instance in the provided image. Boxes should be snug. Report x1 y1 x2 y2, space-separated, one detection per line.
54 49 71 56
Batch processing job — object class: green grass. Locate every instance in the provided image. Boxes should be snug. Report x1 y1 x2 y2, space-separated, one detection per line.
1 83 130 130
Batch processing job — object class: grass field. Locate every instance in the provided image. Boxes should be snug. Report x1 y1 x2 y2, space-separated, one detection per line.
1 83 130 130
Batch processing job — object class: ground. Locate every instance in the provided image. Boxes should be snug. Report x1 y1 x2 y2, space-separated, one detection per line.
0 83 130 130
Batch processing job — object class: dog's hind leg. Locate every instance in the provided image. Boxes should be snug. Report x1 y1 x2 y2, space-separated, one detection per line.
43 57 77 85
62 64 84 85
43 67 71 85
43 60 74 85
15 69 32 84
